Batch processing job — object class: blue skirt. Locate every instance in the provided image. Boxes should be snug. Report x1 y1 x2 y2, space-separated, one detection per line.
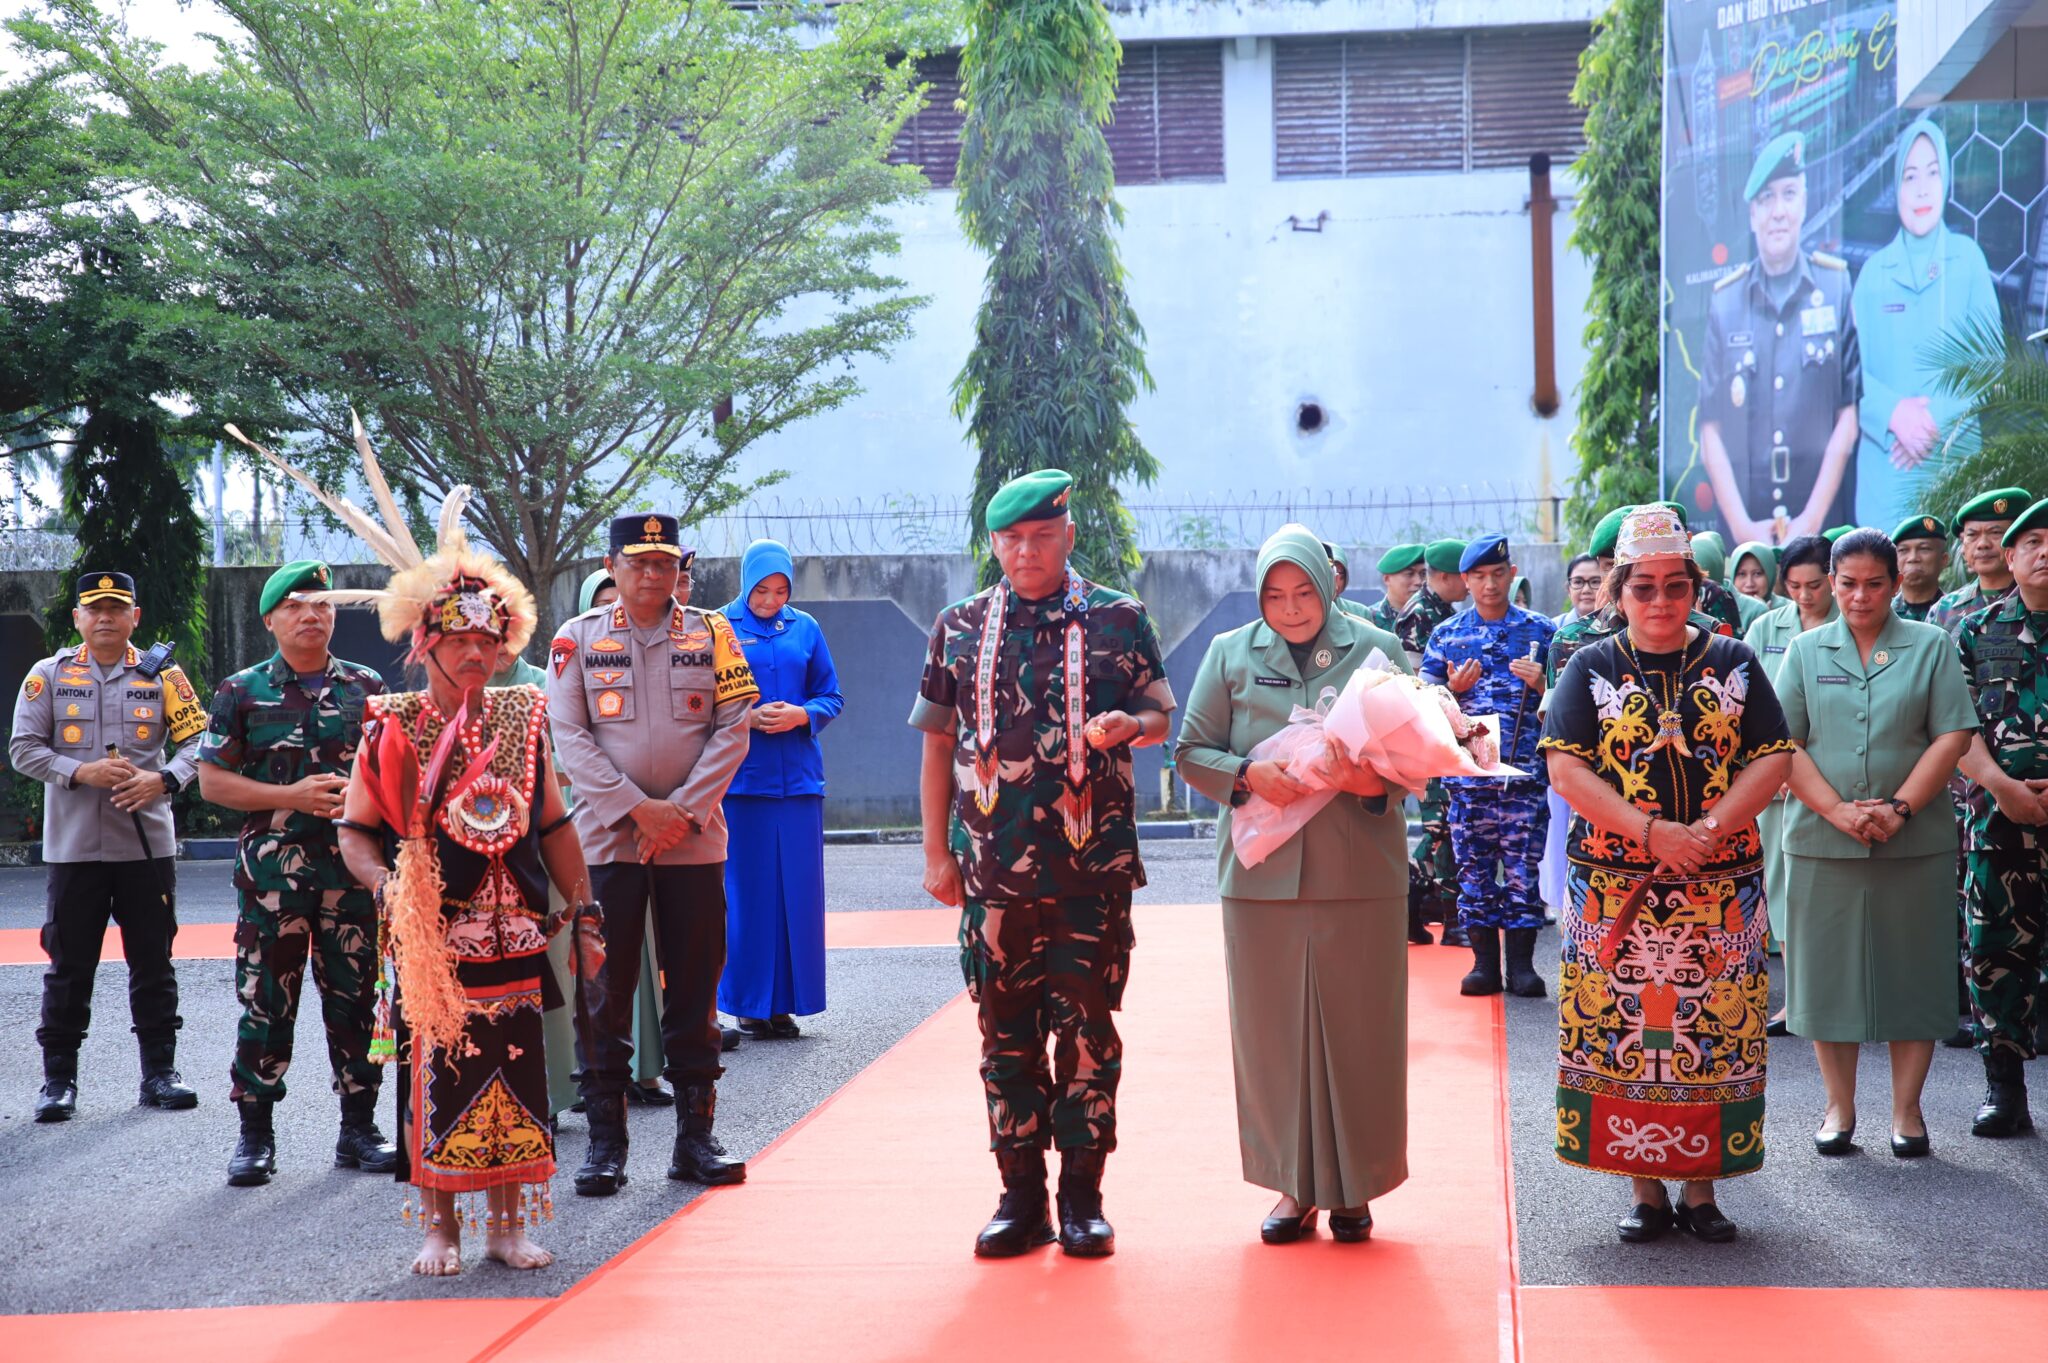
719 794 827 1019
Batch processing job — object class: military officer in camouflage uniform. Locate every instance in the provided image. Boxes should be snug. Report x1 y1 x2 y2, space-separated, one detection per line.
1929 488 2026 633
1324 542 1373 623
197 560 396 1185
1367 544 1424 634
1397 539 1468 946
11 571 206 1122
1419 536 1556 997
912 469 1174 1261
1952 496 2048 1136
549 513 757 1196
1892 514 1949 622
1699 132 1861 546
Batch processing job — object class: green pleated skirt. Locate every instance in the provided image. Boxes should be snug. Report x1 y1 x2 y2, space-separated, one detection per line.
1783 851 1956 1042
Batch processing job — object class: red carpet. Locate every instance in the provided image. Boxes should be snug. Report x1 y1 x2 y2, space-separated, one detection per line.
0 1299 539 1363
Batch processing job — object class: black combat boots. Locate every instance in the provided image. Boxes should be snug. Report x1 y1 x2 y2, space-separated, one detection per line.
227 1098 278 1186
668 1083 746 1185
1406 887 1434 945
1056 1147 1115 1258
975 1146 1055 1258
1503 928 1548 999
336 1089 400 1172
1460 927 1505 996
34 1054 77 1123
138 1042 198 1110
1971 1051 2034 1138
575 1092 631 1195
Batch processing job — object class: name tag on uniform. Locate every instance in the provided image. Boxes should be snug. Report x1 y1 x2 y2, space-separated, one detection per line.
1817 674 1851 685
1764 645 1786 655
1727 332 1752 348
1801 304 1837 336
1254 676 1291 687
1883 303 1906 313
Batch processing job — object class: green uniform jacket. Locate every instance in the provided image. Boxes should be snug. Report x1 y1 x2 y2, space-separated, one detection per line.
1742 598 1838 684
1175 559 1411 902
1774 613 1975 859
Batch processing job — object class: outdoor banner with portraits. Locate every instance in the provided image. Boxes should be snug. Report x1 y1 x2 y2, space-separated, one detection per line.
1661 1 2048 544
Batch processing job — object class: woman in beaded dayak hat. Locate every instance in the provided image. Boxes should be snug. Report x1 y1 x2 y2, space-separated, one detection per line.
228 420 604 1278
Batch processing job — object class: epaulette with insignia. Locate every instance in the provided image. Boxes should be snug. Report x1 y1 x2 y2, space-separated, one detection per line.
1713 262 1751 291
1812 251 1847 270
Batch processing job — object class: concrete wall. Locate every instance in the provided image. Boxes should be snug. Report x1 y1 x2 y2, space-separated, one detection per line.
1 545 1566 830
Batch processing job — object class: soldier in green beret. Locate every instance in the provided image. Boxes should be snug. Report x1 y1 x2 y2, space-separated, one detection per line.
196 560 396 1185
1892 515 1949 622
913 467 1176 1258
1929 488 2029 634
1367 544 1425 632
1952 497 2048 1134
1822 525 1856 543
1396 538 1469 947
1698 130 1861 546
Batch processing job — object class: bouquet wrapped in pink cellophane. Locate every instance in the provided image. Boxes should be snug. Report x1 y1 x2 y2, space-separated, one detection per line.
1230 651 1525 869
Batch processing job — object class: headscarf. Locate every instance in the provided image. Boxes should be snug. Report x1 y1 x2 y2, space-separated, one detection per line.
1894 116 1951 284
577 568 615 614
730 538 796 619
1256 524 1337 636
1730 541 1777 593
1690 533 1728 581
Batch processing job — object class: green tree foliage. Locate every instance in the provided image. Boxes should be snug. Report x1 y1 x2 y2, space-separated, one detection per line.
1913 317 2048 523
13 0 953 596
952 0 1157 589
1563 0 1663 546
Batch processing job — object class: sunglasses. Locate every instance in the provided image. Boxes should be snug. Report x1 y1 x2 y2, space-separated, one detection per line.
1625 579 1695 602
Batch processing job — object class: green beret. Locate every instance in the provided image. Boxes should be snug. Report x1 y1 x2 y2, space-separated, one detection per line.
986 468 1074 533
1822 525 1856 543
1422 539 1467 574
1376 543 1424 575
260 559 331 616
1892 514 1947 545
2001 498 2048 548
1952 487 2031 536
1322 541 1349 570
1745 131 1805 201
1690 533 1727 581
1587 506 1629 559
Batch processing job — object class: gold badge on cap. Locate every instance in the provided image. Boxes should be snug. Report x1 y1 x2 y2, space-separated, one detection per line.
97 576 112 591
1923 518 1936 533
1996 498 2010 514
643 515 663 539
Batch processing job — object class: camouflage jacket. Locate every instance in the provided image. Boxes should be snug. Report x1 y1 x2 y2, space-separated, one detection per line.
1364 597 1401 634
1955 596 2048 851
1929 579 2012 637
1697 577 1746 636
909 574 1175 902
1892 592 1939 623
1394 586 1458 665
199 651 384 894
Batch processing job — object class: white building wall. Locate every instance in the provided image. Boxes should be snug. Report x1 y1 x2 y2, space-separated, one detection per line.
708 6 1600 525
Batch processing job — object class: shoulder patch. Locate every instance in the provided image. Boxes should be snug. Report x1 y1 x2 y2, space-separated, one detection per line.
1714 262 1752 291
1811 251 1847 270
21 674 43 702
549 634 576 678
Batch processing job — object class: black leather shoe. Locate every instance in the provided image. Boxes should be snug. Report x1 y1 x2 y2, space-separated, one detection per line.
976 1148 1055 1258
1813 1124 1856 1157
1055 1148 1114 1257
1942 1023 1976 1049
1674 1201 1738 1242
1890 1131 1931 1159
139 1070 199 1110
738 1017 776 1040
336 1121 399 1172
1460 927 1503 996
1329 1207 1372 1243
1765 1016 1790 1037
769 1016 802 1039
668 1083 746 1185
1260 1206 1319 1245
1971 1052 2034 1138
33 1080 76 1123
575 1093 630 1196
720 1025 742 1052
228 1101 277 1187
1617 1199 1672 1243
626 1080 676 1107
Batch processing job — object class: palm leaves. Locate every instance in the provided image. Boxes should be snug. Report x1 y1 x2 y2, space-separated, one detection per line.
1914 316 2048 520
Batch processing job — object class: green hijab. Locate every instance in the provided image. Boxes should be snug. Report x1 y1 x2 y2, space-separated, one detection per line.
1257 524 1338 640
578 567 616 614
1731 541 1776 592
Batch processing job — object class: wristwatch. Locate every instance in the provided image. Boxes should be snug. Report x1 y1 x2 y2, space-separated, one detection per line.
1888 797 1913 821
1230 758 1254 808
159 771 181 795
1700 815 1720 834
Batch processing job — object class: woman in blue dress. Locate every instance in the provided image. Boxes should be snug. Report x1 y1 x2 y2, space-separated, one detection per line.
1852 116 2002 529
720 539 844 1039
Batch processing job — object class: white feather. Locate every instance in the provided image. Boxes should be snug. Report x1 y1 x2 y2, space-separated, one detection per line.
223 424 410 570
437 486 474 555
351 410 424 568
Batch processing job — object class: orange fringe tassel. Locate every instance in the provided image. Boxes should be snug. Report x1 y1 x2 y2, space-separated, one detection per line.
387 834 473 1062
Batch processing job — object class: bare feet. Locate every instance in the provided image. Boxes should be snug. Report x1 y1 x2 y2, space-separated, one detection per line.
485 1228 554 1270
411 1225 461 1277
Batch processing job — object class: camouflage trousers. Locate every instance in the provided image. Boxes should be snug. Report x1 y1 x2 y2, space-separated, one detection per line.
1963 849 2046 1061
230 887 382 1103
1409 780 1458 921
1447 781 1549 932
960 893 1134 1153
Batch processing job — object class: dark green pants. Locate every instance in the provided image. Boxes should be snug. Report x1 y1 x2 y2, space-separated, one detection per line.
1963 848 2045 1060
960 893 1133 1153
1410 779 1458 919
230 887 381 1103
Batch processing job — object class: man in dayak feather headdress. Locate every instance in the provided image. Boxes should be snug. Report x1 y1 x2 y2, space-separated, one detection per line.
229 419 604 1278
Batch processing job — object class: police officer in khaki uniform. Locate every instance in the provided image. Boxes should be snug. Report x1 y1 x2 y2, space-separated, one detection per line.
9 571 207 1121
547 515 758 1196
